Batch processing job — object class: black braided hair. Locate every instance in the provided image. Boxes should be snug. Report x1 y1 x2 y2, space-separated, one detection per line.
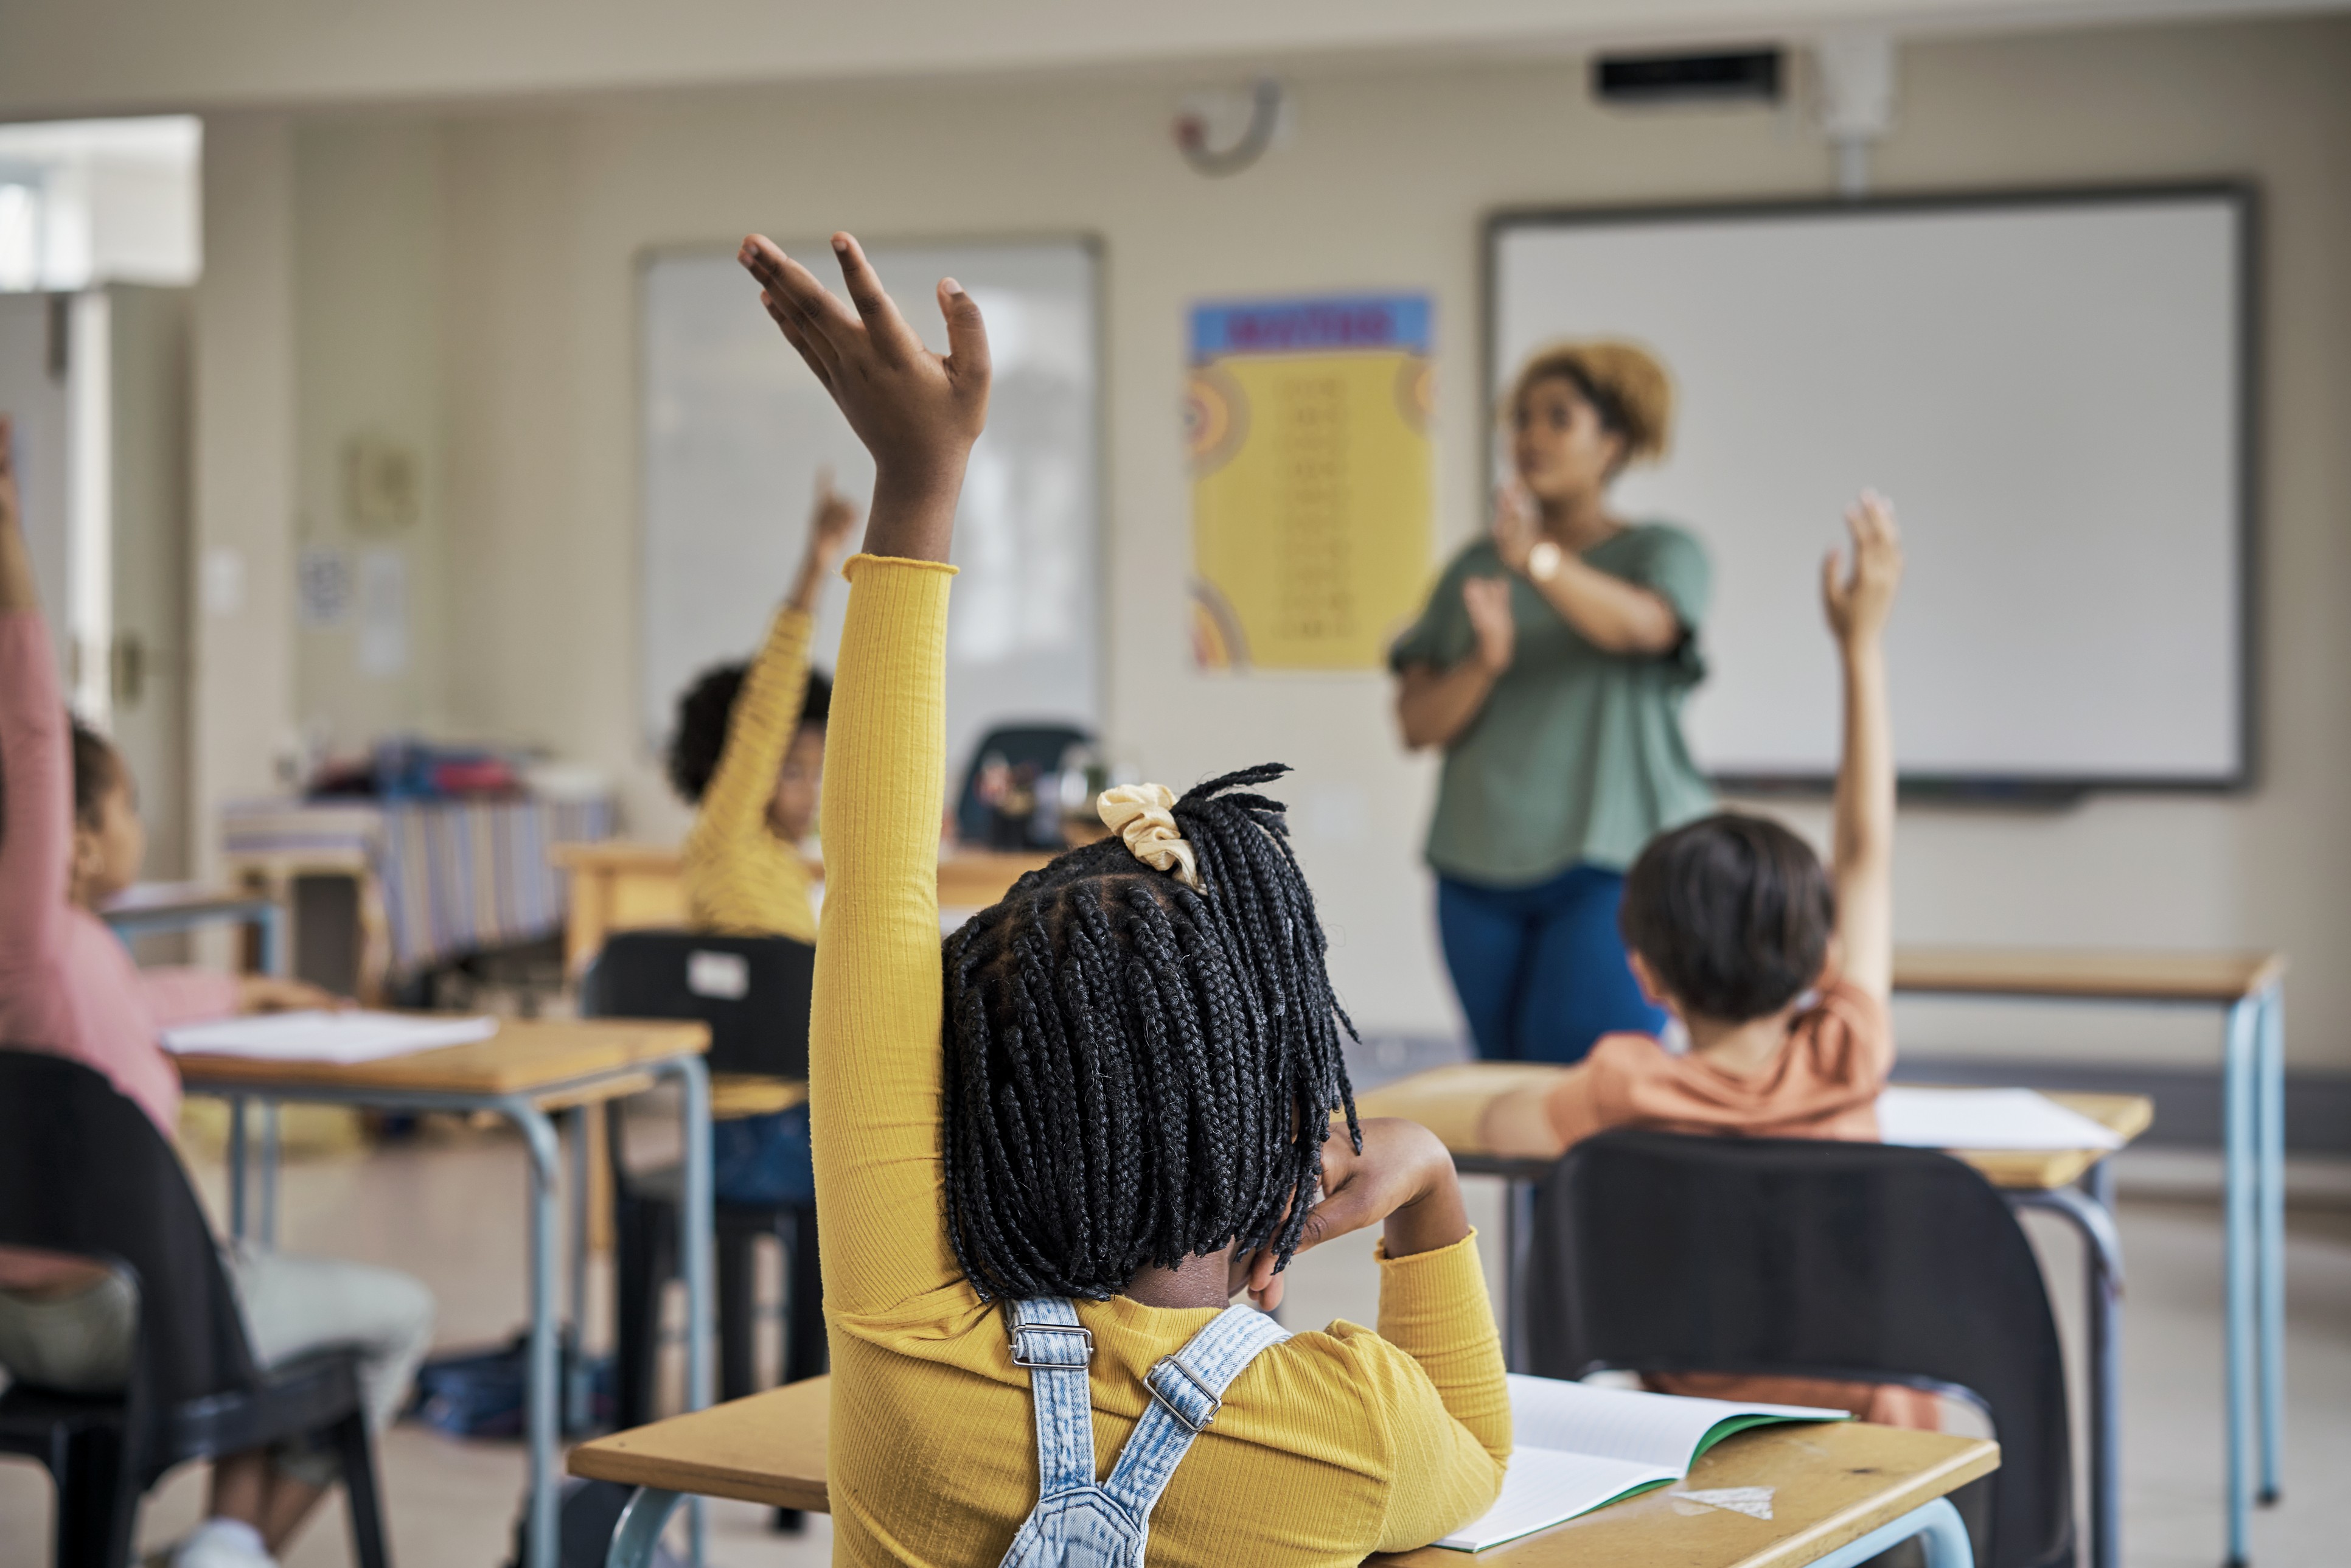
941 762 1361 1301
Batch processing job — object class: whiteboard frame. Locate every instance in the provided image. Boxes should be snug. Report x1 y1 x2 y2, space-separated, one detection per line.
1483 183 2260 798
632 230 1111 784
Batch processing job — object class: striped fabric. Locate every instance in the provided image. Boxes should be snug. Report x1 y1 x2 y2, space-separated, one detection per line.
223 797 615 975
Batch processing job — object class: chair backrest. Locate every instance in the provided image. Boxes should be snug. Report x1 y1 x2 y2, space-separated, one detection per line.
954 723 1093 850
580 931 815 1080
0 1050 261 1416
1526 1130 2072 1568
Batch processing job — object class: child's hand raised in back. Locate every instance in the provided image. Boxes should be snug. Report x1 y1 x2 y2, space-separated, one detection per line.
1822 488 1903 646
739 232 989 565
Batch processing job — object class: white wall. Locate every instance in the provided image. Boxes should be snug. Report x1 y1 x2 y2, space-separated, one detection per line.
290 122 450 748
190 113 295 881
275 15 2351 1063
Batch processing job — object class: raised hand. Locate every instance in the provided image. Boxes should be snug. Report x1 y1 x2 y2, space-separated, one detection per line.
739 232 989 565
806 467 862 563
1822 489 1904 647
1463 576 1517 676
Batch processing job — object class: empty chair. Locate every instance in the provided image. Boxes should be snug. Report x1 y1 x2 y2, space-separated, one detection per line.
1525 1129 2071 1568
0 1050 389 1568
582 932 823 1435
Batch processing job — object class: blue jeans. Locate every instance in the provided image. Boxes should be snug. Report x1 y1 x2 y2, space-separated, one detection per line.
712 1104 815 1208
1437 862 1667 1064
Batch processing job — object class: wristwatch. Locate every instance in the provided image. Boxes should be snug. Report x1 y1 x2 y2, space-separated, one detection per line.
1526 539 1564 584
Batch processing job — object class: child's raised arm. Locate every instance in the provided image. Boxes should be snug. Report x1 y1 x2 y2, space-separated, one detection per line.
738 232 993 1316
0 414 72 980
1820 490 1903 1002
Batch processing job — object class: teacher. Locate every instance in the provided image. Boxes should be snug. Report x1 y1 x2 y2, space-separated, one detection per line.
1390 341 1713 1064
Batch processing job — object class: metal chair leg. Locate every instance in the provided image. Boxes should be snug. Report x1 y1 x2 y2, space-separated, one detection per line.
335 1409 392 1568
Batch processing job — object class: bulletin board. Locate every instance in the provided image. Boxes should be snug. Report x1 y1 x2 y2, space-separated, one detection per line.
1187 295 1434 672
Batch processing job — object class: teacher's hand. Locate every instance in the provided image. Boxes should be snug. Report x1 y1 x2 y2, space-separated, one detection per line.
1491 482 1539 574
1463 576 1517 675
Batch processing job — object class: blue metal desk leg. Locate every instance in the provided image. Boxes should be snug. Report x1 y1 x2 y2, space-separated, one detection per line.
604 1487 683 1568
1500 1176 1534 1373
1806 1496 1972 1568
2223 996 2259 1567
228 1096 249 1242
566 1106 592 1435
666 1054 714 1568
2255 983 2285 1508
258 1102 281 1248
509 1100 565 1568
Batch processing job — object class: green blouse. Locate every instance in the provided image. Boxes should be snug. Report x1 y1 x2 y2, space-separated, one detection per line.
1390 524 1715 885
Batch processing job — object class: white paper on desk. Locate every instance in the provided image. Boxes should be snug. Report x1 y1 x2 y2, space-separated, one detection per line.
1878 1087 2122 1151
161 1011 497 1065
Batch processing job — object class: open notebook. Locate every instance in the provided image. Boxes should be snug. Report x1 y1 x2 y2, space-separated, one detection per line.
1435 1375 1848 1552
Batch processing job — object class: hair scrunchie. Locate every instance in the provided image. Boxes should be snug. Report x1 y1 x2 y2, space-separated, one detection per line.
1096 782 1203 892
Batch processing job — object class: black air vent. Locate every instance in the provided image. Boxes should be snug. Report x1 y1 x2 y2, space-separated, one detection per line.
1593 49 1783 106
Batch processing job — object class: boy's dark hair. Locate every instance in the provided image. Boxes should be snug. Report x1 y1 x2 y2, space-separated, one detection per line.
665 664 833 804
1619 812 1834 1023
941 763 1360 1301
71 716 116 830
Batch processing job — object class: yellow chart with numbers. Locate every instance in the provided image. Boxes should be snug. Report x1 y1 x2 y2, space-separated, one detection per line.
1188 296 1433 671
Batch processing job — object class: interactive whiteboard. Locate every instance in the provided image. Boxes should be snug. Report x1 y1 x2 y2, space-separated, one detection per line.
641 238 1100 789
1491 189 2251 790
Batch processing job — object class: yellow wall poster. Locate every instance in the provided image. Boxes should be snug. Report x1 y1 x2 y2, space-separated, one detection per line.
1187 295 1434 671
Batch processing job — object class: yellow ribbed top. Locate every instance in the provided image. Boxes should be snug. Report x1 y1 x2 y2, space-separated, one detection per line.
812 554 1510 1567
681 601 821 946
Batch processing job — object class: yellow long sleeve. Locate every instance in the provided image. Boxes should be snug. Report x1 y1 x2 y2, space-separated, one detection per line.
812 555 1507 1567
680 601 819 943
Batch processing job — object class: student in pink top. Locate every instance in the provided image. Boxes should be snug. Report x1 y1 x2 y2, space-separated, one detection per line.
0 418 435 1568
1479 490 1934 1429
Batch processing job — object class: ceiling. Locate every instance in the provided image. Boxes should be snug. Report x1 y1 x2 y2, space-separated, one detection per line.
1 0 2341 119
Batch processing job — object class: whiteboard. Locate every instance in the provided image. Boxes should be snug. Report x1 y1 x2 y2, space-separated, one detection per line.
1491 189 2250 789
641 238 1100 789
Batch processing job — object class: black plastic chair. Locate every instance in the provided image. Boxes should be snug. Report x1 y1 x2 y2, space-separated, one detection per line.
0 1050 389 1568
954 723 1093 850
581 934 824 1434
1525 1130 2072 1568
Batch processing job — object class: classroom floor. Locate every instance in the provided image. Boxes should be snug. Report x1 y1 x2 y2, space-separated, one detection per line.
1 1113 2344 1568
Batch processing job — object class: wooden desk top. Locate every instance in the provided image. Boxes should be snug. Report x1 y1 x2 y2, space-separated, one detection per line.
1893 946 2284 1003
1354 1064 2150 1193
174 1016 708 1098
553 840 1051 888
569 1378 1996 1568
103 882 276 919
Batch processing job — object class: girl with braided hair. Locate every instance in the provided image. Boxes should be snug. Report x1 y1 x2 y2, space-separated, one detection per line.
737 230 1507 1567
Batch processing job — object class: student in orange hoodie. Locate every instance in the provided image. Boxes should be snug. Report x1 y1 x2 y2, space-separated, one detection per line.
1479 489 1932 1428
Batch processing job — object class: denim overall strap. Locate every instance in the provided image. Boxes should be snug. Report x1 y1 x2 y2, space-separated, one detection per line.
1006 1297 1098 1497
1098 1304 1293 1533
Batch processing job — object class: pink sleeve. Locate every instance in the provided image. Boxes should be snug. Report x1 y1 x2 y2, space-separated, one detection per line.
0 610 69 975
138 967 245 1031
